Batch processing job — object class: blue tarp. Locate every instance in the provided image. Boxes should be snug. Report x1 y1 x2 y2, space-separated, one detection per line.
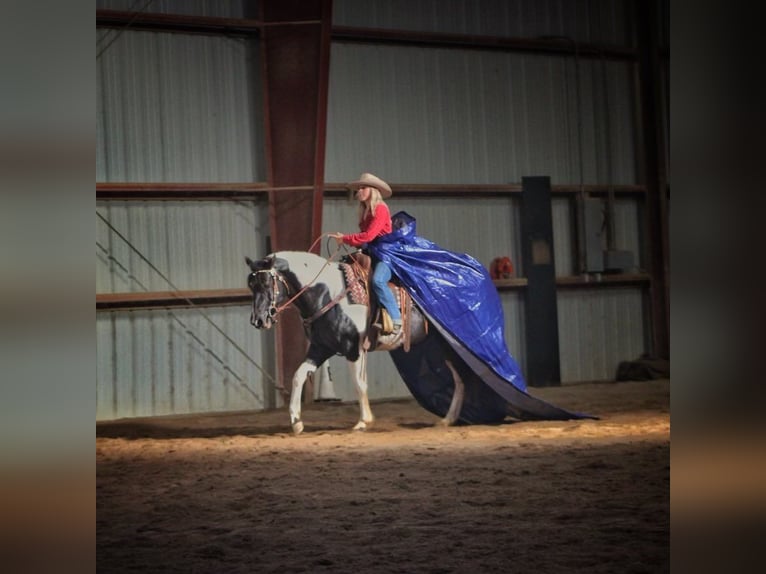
368 211 595 423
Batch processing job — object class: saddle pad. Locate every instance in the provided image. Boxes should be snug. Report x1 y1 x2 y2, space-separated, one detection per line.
340 262 369 306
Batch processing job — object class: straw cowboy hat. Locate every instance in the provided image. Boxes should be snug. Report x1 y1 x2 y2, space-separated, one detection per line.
347 172 392 198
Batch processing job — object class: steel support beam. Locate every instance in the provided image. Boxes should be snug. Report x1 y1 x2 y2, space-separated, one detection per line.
635 0 670 359
260 0 332 403
521 176 561 387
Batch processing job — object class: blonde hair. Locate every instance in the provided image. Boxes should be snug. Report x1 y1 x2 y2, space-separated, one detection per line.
358 187 384 225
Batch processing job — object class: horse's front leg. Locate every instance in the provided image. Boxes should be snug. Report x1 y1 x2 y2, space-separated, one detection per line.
289 360 317 435
440 359 465 426
348 352 374 431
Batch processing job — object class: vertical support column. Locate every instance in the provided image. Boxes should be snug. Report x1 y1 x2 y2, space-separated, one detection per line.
635 0 669 359
521 176 561 387
260 0 333 402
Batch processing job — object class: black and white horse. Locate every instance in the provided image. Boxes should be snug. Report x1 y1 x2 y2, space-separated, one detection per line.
246 251 466 434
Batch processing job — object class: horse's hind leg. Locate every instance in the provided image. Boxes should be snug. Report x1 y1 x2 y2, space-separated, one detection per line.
440 359 465 426
348 353 374 431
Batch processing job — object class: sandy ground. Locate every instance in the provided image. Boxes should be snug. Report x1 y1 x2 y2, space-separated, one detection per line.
97 379 669 573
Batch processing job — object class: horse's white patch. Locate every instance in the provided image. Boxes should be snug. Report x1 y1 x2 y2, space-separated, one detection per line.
274 251 368 333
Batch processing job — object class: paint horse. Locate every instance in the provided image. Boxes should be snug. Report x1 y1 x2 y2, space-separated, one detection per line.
246 251 468 434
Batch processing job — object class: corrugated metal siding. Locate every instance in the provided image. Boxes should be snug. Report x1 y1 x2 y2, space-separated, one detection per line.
97 29 263 182
558 287 646 382
96 0 653 418
96 0 248 18
325 44 637 187
97 306 273 420
97 199 272 420
97 200 269 292
333 0 633 46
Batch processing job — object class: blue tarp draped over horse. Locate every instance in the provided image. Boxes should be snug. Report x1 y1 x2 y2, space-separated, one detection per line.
367 211 594 423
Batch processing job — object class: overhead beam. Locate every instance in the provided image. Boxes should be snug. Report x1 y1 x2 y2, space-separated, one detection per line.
332 26 637 60
96 9 262 36
96 274 651 311
96 182 647 200
97 289 251 311
97 10 635 61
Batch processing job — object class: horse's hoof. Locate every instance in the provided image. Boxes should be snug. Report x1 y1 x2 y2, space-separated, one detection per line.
437 418 455 427
352 421 369 431
292 420 304 435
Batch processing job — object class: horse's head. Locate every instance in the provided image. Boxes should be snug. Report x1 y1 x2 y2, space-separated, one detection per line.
245 255 290 329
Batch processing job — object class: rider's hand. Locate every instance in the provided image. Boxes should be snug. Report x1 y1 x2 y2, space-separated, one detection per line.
329 233 344 243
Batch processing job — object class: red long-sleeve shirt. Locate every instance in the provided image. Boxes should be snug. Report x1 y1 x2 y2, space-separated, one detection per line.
341 203 392 247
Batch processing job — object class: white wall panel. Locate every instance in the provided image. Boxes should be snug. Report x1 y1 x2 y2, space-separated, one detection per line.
97 30 263 182
558 287 646 382
97 306 271 420
325 44 637 187
97 200 268 293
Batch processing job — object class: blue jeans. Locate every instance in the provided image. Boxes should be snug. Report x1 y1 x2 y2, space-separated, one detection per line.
372 261 401 323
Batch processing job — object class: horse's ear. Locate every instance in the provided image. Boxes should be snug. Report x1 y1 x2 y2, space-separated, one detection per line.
245 256 256 270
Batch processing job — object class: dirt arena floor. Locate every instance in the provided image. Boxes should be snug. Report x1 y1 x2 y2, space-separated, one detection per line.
97 379 669 573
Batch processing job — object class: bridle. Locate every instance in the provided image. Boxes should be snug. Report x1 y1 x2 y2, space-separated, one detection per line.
249 268 292 327
248 255 351 328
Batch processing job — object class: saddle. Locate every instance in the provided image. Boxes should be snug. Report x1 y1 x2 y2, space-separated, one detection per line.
340 251 419 352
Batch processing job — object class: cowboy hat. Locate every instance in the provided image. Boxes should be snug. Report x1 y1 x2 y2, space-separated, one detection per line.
347 172 392 198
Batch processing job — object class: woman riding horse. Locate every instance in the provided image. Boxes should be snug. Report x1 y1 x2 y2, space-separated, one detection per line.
328 173 402 347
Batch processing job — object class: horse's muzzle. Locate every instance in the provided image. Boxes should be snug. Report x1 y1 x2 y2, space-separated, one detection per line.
250 314 275 330
250 305 278 329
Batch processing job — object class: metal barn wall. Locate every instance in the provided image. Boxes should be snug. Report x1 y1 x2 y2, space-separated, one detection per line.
96 18 269 420
96 201 268 292
325 44 637 185
97 0 653 419
97 29 263 182
96 200 272 421
97 307 272 420
558 287 646 382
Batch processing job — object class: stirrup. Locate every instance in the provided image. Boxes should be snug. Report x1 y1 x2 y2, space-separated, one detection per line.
377 324 402 346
